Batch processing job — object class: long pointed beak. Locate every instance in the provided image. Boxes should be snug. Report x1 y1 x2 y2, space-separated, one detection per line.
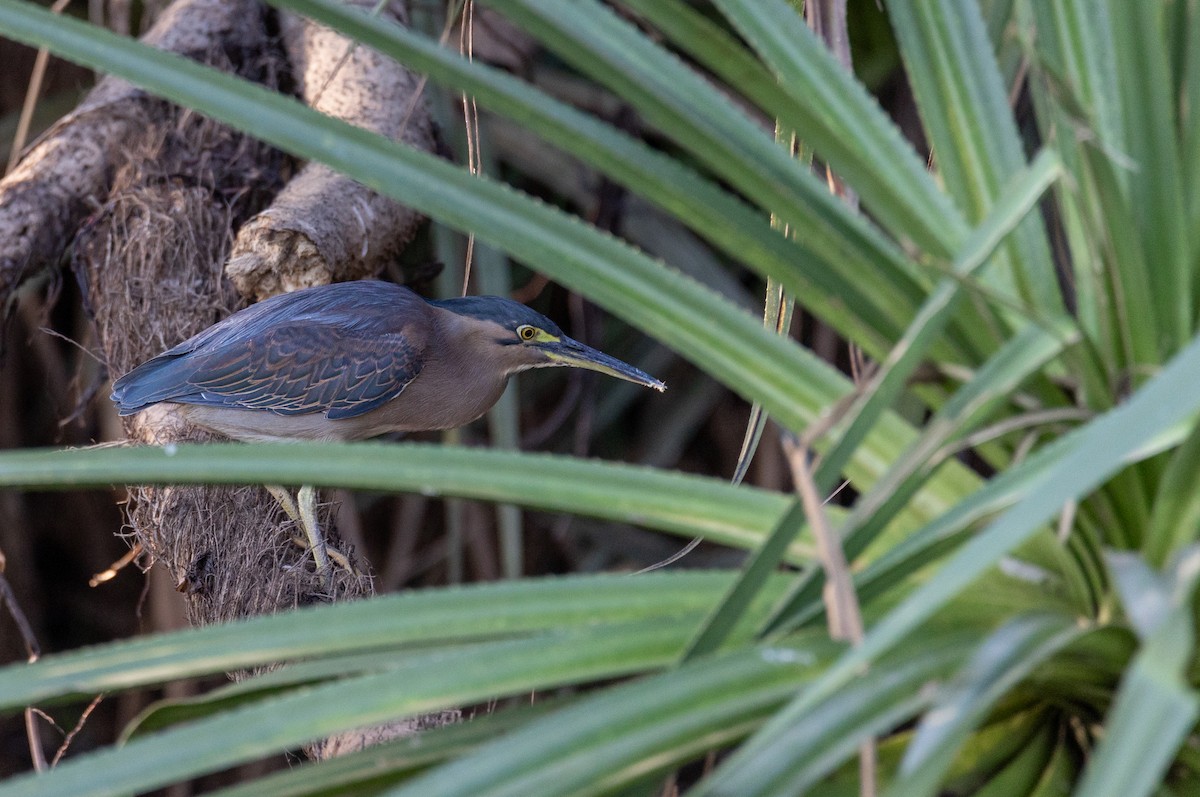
542 337 666 392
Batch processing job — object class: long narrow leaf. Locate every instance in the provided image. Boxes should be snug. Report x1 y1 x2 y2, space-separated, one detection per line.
814 148 1062 494
637 0 966 259
207 699 564 797
887 614 1087 796
0 0 989 516
682 501 806 662
733 327 1200 777
483 0 927 334
764 319 1078 634
0 443 797 554
0 621 693 797
0 571 783 711
1073 550 1200 797
888 0 1059 312
270 0 893 352
382 642 837 797
696 634 970 796
1107 0 1191 352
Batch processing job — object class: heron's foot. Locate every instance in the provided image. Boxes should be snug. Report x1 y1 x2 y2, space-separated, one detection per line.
288 534 358 574
266 484 358 586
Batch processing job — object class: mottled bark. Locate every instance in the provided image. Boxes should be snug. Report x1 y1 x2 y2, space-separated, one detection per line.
5 0 451 757
226 0 435 300
0 0 266 304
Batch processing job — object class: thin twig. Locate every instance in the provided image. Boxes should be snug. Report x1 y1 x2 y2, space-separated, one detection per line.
459 0 481 294
634 536 702 574
802 0 874 789
5 0 73 174
24 709 48 772
51 694 104 767
308 0 391 108
1 554 47 771
89 542 143 587
784 433 874 797
939 406 1092 461
37 326 105 365
783 436 863 644
0 567 40 660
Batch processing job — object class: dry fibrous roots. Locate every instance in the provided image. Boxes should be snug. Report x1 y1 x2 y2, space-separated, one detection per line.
72 18 371 624
5 0 454 752
1 0 265 304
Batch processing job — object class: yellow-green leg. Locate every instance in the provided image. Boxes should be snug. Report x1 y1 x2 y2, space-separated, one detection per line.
266 484 333 585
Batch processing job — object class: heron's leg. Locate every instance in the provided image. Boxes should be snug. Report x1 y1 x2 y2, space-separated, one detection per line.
297 485 332 585
265 485 356 580
266 484 301 522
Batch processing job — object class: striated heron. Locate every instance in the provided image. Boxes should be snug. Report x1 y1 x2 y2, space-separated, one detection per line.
111 280 665 585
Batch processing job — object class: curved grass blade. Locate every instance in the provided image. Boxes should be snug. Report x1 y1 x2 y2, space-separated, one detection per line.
704 0 967 259
736 327 1200 778
732 274 794 487
1073 549 1200 797
0 443 798 556
887 0 1060 312
968 722 1060 797
0 571 784 712
886 613 1087 797
0 620 693 797
1146 419 1200 566
695 633 970 796
271 0 894 353
381 642 838 797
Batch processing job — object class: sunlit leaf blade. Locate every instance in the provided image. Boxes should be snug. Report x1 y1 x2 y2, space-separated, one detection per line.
706 0 966 258
0 620 692 797
734 329 1200 776
269 0 892 351
382 643 837 797
1074 549 1200 797
0 572 785 711
695 633 969 796
886 614 1085 797
887 0 1059 312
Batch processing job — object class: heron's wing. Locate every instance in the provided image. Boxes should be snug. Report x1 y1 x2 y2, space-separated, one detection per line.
118 323 424 420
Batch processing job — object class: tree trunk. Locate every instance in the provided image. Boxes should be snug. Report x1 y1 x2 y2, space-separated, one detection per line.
0 0 449 759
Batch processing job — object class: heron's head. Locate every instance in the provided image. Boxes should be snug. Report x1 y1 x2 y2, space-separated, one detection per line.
434 296 666 392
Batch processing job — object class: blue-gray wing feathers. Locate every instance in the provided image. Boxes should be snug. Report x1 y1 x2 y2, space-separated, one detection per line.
111 282 428 420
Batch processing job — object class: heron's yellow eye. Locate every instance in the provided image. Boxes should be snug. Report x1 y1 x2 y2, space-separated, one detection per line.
518 325 538 341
